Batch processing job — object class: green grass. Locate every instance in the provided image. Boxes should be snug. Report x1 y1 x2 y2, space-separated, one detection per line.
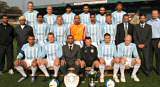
0 70 160 87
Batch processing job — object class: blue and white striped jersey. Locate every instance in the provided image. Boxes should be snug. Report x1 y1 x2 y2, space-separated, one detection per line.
43 42 62 60
62 12 76 24
50 24 69 45
96 14 106 24
117 42 139 58
17 43 43 60
44 14 57 25
44 14 57 30
33 22 50 44
98 43 117 59
112 11 126 25
102 23 117 44
86 22 103 42
23 10 39 28
79 13 90 24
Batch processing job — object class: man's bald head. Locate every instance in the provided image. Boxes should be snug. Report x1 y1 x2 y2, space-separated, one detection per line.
124 34 132 45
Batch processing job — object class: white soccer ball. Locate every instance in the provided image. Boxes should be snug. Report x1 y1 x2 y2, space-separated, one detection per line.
49 79 57 87
106 79 115 87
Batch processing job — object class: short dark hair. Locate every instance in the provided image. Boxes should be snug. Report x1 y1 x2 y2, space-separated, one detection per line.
2 14 8 18
83 4 89 8
27 1 34 5
85 37 91 40
67 35 74 39
100 6 106 9
104 33 111 37
48 32 54 37
37 13 44 18
123 14 129 17
116 1 123 6
65 4 72 9
90 12 96 17
139 13 147 17
152 9 159 13
28 34 35 39
106 13 112 17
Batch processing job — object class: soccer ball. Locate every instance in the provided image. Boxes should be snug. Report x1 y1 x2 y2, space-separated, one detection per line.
49 79 58 87
106 79 115 87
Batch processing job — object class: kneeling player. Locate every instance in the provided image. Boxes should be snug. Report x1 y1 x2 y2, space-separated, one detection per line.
117 35 141 82
15 35 42 82
37 33 62 77
94 33 118 83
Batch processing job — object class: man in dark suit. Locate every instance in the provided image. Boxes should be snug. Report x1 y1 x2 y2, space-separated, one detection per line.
0 15 14 75
60 35 83 74
14 16 33 50
133 14 152 76
115 14 134 45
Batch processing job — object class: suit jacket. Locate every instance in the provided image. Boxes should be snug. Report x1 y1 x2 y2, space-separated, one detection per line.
133 23 152 47
115 23 134 45
62 44 81 62
14 24 33 48
0 23 14 46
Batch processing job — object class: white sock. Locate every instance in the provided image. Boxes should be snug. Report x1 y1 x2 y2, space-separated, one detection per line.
132 64 140 76
15 66 27 77
39 65 50 77
120 64 125 78
113 63 119 77
53 65 60 77
31 66 37 77
99 64 105 78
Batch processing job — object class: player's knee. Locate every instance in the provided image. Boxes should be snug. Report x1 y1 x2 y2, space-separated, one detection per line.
135 59 141 64
99 59 105 64
113 58 120 63
75 60 80 66
120 58 126 64
54 59 60 66
60 59 66 66
31 61 37 67
80 60 85 67
93 61 100 68
14 60 20 66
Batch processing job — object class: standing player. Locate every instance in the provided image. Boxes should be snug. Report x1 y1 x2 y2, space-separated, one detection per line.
96 6 107 24
33 13 50 46
79 4 90 24
86 12 102 47
37 33 62 77
24 1 38 28
50 16 69 46
117 35 141 82
70 15 86 47
95 33 118 83
62 4 76 25
44 5 57 30
102 14 116 44
112 2 126 25
14 35 42 82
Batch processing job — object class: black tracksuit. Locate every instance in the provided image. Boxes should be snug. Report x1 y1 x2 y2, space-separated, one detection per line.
0 23 14 71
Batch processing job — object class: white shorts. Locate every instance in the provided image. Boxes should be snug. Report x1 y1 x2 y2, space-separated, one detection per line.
24 59 33 67
47 59 55 68
104 58 113 66
125 58 135 67
74 41 83 48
